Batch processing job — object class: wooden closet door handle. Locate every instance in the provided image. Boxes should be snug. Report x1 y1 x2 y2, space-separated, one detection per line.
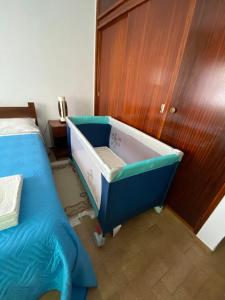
169 107 177 114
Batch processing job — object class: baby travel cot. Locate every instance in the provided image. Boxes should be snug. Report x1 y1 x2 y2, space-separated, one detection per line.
67 116 183 242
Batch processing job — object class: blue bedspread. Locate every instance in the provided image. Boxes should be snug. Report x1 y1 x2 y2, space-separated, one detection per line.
0 134 97 300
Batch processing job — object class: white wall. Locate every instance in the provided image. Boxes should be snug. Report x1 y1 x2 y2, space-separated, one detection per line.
197 196 225 251
0 0 96 145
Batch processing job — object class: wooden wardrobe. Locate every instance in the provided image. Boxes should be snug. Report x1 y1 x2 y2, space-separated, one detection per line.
95 0 225 233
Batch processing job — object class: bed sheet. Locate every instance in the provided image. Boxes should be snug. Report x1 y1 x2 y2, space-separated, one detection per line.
0 133 96 300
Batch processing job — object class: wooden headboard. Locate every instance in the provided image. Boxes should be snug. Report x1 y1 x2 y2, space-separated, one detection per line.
0 102 38 125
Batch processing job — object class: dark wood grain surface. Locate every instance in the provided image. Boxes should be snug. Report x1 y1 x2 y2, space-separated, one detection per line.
96 0 194 137
194 183 225 233
48 120 67 138
95 0 225 230
98 0 123 16
96 14 128 116
48 120 68 160
0 102 38 124
160 0 225 230
97 0 148 29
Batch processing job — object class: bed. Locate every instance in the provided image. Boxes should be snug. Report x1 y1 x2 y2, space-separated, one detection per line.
0 103 96 300
67 116 183 242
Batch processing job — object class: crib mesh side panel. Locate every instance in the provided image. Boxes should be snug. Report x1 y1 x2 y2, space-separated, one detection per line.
109 127 160 164
70 126 102 209
76 124 112 147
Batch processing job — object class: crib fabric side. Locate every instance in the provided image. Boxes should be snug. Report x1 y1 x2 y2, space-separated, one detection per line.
67 118 117 181
71 157 99 216
76 123 111 147
109 125 160 164
67 117 182 183
109 117 183 159
112 154 180 182
67 118 125 210
99 162 179 234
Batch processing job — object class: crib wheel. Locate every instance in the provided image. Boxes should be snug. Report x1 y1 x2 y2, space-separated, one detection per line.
94 231 106 247
154 206 163 214
112 225 122 237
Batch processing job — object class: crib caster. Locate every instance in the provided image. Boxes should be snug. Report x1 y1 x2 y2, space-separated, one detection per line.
154 206 163 214
112 225 122 237
94 232 106 247
94 225 105 247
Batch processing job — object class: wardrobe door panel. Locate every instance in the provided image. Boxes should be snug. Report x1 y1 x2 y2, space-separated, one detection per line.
161 0 225 230
97 16 128 116
118 0 194 136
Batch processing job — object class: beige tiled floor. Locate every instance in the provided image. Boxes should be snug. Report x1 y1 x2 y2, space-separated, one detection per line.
41 208 225 300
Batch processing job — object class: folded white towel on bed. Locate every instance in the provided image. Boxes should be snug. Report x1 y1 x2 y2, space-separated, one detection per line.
0 175 23 230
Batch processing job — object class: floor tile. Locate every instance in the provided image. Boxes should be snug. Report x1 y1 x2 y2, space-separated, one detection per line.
40 207 225 300
194 271 225 300
152 281 173 300
160 253 194 292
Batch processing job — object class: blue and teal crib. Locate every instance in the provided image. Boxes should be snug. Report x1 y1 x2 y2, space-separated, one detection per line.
66 116 183 238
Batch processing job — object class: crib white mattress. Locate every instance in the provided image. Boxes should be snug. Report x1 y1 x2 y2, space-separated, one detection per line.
94 146 126 171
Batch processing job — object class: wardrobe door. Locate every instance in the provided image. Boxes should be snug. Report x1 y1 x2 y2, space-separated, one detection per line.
160 0 225 230
96 15 128 116
96 0 195 137
117 0 194 135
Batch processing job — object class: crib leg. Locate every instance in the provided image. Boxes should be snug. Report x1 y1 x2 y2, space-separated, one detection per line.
94 226 106 247
94 232 105 247
154 206 163 214
112 225 122 237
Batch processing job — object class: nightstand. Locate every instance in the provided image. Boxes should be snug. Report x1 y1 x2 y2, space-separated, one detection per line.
48 120 68 160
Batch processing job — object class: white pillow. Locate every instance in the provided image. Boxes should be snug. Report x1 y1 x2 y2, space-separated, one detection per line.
0 118 40 136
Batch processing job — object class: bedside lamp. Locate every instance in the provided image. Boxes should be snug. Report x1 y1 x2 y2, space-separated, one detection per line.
57 96 68 123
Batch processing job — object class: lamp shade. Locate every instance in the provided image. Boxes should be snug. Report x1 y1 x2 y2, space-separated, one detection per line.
58 96 68 122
